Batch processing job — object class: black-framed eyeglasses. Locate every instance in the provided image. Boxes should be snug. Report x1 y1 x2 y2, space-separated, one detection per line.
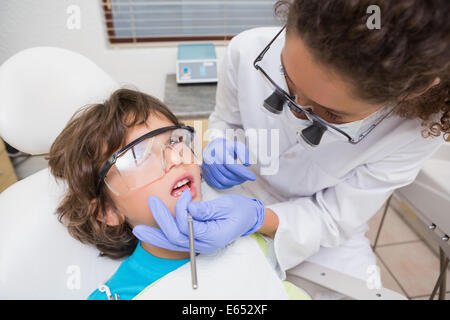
96 125 195 196
253 25 399 146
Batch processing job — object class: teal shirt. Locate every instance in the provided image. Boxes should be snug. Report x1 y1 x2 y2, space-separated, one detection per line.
88 242 189 300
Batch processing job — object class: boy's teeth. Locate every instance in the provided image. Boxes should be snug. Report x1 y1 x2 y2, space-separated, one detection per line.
174 178 189 189
173 186 190 197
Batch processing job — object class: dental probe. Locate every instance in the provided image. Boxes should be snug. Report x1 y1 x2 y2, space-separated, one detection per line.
188 214 198 289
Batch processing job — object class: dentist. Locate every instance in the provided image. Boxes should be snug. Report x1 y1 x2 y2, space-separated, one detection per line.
134 0 449 283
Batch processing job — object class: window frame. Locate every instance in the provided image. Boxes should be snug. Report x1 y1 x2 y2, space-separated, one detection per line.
102 0 240 45
102 0 281 46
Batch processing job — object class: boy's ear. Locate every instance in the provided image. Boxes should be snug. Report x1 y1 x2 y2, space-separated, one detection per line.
90 199 123 226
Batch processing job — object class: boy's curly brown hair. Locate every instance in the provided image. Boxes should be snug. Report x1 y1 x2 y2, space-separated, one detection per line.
275 0 450 139
48 88 180 259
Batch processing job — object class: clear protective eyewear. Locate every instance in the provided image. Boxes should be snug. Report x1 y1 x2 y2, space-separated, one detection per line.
96 125 196 196
253 25 399 146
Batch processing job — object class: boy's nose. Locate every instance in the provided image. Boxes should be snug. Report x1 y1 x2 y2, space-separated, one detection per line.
164 144 192 172
164 147 181 172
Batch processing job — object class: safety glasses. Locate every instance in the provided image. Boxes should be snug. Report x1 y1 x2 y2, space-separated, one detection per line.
96 125 196 196
253 25 399 146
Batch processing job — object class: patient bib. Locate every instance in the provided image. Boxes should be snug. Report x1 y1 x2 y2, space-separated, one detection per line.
134 234 310 300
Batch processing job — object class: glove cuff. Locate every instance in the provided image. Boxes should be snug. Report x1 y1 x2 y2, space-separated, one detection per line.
241 199 266 237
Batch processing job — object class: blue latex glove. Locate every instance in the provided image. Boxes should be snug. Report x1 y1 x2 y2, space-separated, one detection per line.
132 190 265 254
202 138 256 189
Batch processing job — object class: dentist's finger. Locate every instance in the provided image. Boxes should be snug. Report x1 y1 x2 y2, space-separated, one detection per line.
212 162 245 181
134 223 213 254
148 196 189 246
220 163 256 182
202 141 226 165
201 164 231 189
206 163 240 187
210 139 237 165
186 200 216 221
233 141 251 166
174 189 192 235
133 225 189 252
192 236 221 254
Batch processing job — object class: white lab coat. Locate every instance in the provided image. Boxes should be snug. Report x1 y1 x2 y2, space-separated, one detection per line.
207 27 445 282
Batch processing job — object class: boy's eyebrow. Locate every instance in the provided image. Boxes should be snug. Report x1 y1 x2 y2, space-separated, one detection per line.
280 55 353 117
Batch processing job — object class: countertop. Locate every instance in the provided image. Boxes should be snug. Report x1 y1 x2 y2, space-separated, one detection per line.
164 74 216 119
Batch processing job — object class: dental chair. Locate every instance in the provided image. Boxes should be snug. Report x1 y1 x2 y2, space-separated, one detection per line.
0 47 405 300
0 47 121 299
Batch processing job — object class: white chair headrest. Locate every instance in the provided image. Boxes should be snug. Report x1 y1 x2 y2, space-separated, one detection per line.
0 168 122 299
0 47 119 154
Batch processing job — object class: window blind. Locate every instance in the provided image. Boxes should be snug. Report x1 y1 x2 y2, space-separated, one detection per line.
102 0 282 44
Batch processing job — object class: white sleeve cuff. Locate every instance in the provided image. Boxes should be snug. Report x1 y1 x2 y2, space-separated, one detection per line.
267 201 323 277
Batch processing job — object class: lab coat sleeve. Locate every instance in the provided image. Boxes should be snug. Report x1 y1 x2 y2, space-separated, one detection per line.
206 38 244 142
267 135 445 275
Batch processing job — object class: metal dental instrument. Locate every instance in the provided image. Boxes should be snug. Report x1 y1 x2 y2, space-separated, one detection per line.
188 214 198 289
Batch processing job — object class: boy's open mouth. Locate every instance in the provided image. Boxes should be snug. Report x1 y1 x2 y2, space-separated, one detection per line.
170 174 194 198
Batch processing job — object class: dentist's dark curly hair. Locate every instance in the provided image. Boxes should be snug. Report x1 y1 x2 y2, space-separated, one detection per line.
275 0 450 139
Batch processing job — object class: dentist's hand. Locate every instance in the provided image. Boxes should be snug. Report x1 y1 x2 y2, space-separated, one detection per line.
202 138 256 189
132 190 265 254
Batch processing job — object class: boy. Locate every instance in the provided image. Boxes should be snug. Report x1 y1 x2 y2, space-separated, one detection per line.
49 88 202 299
